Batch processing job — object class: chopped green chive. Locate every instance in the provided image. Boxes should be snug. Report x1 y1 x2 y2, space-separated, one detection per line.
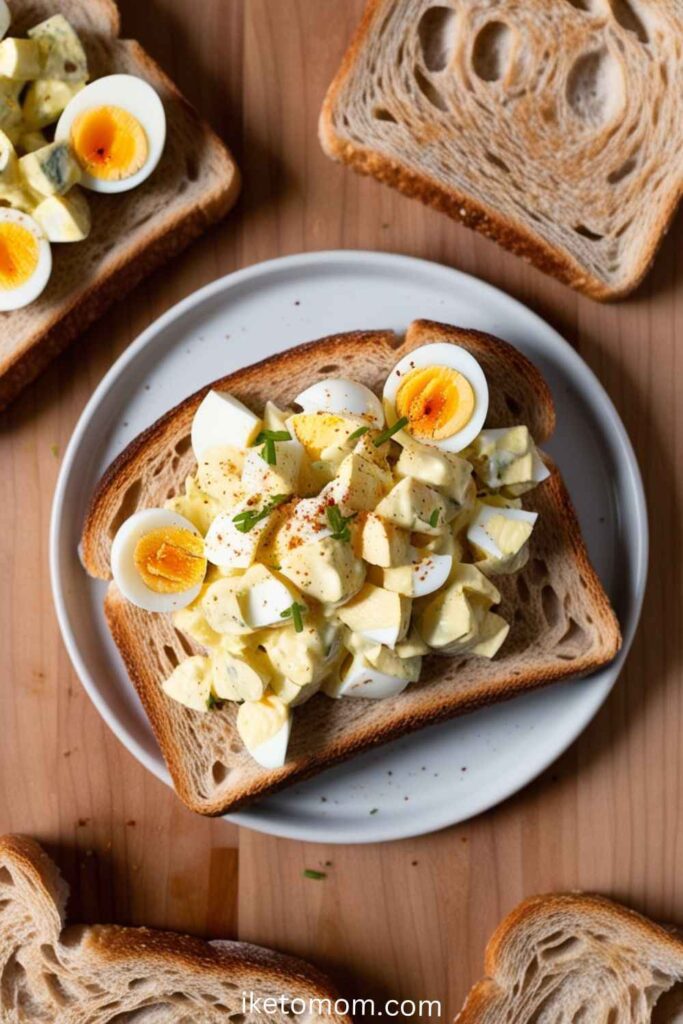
326 503 356 542
253 429 291 466
348 425 370 441
262 437 276 465
373 416 409 447
303 869 326 880
206 692 220 710
369 808 379 815
253 430 292 444
429 508 440 528
281 601 307 633
232 494 288 533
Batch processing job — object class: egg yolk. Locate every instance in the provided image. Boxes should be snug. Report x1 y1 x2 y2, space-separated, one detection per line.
71 105 148 181
134 527 206 594
396 365 475 442
0 223 39 291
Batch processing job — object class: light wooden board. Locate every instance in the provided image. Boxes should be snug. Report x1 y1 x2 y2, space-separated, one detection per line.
0 0 681 1018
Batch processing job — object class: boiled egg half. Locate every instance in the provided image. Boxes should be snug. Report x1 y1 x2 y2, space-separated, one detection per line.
111 508 207 612
294 377 384 428
56 75 166 193
383 343 489 453
0 209 51 311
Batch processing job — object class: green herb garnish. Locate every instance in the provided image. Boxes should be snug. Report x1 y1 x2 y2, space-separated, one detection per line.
206 692 219 710
253 429 291 466
373 416 409 447
303 869 326 880
232 494 288 533
429 508 440 528
348 425 370 441
281 601 307 633
326 503 356 542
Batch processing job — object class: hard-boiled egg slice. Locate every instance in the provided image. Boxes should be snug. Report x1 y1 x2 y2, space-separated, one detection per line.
383 342 489 453
0 209 51 311
410 550 453 597
295 378 384 428
55 75 166 193
191 390 262 460
0 1 10 42
111 508 207 612
237 694 292 768
324 651 409 700
467 504 538 561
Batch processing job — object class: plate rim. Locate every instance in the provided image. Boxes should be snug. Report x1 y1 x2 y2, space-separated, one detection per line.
50 249 648 844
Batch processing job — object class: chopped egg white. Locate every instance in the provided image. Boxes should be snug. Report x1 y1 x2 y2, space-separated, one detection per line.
191 390 262 460
236 695 292 768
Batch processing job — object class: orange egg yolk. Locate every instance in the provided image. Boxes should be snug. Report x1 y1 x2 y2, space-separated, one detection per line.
71 105 148 181
0 223 39 290
396 365 475 441
134 527 206 594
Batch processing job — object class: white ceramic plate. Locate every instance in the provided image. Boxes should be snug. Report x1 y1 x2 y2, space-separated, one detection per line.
50 251 647 845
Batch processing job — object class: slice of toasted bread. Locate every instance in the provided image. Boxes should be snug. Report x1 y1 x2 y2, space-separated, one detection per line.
0 0 240 410
80 319 621 816
0 834 350 1023
456 892 683 1024
319 0 683 301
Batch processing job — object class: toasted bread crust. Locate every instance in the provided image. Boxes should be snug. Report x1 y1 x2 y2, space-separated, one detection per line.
0 3 240 410
80 321 621 816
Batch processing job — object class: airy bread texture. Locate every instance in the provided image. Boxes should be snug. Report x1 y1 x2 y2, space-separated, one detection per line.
81 320 621 816
456 892 683 1024
319 0 683 300
0 0 240 410
0 834 349 1023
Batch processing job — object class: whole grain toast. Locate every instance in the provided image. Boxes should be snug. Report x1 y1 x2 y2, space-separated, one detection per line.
0 0 240 410
456 892 683 1024
0 834 350 1023
319 0 683 301
80 319 621 816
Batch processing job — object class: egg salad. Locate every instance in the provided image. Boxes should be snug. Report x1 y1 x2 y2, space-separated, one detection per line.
110 343 551 769
0 3 166 309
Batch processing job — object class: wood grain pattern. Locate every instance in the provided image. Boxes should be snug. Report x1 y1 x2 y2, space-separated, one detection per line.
0 0 681 1019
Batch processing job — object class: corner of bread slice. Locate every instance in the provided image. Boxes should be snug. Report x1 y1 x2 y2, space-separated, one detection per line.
403 319 556 443
0 834 68 941
456 892 683 1024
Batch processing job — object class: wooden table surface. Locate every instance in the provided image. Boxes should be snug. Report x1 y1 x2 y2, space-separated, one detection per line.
1 0 681 1018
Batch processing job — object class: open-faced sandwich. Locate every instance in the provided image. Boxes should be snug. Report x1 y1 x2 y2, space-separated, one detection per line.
81 319 621 815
